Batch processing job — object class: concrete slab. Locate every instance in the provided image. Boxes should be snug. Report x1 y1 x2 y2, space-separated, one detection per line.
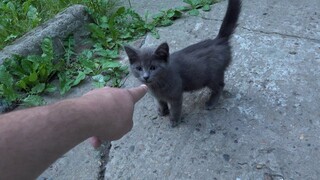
202 0 320 41
38 141 100 180
105 0 320 179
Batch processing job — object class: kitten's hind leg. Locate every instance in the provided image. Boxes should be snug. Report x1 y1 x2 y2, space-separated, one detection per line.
169 97 183 127
157 100 169 116
205 81 225 110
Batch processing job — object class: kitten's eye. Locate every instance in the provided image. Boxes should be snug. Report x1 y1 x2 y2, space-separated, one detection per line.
136 66 142 71
150 66 156 70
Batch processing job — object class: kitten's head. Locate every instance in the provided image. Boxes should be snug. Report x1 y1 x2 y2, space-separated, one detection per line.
124 42 169 84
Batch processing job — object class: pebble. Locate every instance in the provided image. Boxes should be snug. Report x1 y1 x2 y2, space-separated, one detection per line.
256 164 264 169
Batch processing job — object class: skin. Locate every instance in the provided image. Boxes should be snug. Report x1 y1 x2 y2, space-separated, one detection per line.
0 85 148 179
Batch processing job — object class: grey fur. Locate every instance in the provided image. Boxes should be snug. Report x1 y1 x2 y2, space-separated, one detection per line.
125 0 241 127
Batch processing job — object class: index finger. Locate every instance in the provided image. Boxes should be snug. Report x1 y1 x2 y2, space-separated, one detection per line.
127 84 148 103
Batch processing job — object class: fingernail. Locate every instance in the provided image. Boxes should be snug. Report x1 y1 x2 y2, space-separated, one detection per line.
140 84 148 89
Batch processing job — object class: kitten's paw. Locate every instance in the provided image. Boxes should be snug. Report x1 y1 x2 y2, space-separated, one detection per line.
158 108 169 116
170 118 181 128
170 120 179 128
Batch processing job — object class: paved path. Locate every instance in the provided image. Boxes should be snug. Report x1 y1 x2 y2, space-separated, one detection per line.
105 0 320 179
34 0 320 179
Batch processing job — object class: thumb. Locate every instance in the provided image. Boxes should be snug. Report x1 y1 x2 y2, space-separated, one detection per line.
127 84 148 103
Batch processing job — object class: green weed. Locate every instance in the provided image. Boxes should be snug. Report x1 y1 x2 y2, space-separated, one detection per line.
182 0 219 16
0 36 129 106
0 38 60 106
0 0 218 107
152 8 183 27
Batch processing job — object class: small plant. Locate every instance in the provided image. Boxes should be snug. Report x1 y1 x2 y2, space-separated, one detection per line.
152 8 183 27
182 0 218 16
0 38 59 106
0 35 129 106
87 6 156 52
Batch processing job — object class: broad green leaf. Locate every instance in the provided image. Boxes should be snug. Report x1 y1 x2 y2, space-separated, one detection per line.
191 0 199 6
183 0 193 5
93 81 105 88
120 32 132 40
3 56 25 76
0 84 3 95
41 38 54 60
95 49 118 59
167 9 182 18
150 29 160 39
83 67 93 75
6 2 16 11
78 57 95 73
188 9 200 16
72 71 86 86
28 72 38 82
92 74 108 88
88 23 106 39
22 0 33 14
26 54 40 64
176 6 190 12
114 7 126 17
44 84 57 93
27 5 38 21
22 95 44 107
99 16 109 29
160 19 173 26
82 50 93 59
2 86 19 102
202 5 211 11
58 73 72 95
0 66 13 86
31 83 46 94
38 65 48 80
92 74 105 83
16 80 27 90
102 60 121 69
153 12 165 19
21 59 33 73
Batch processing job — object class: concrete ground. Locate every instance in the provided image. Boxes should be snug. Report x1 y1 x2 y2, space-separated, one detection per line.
17 0 318 179
105 0 320 179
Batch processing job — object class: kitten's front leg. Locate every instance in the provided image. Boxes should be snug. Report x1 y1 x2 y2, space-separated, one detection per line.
157 100 169 116
169 97 182 127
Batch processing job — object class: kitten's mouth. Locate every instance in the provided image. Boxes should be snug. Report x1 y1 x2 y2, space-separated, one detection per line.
145 81 152 84
141 79 152 84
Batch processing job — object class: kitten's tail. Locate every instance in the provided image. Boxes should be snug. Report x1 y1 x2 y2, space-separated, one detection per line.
217 0 241 40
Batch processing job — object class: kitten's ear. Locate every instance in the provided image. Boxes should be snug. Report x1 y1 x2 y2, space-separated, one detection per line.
154 42 169 60
124 45 138 64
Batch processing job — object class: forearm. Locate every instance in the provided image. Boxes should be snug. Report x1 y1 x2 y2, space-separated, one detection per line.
0 98 92 179
0 85 147 179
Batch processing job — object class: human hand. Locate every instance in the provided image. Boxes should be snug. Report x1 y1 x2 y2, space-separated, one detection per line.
80 85 148 148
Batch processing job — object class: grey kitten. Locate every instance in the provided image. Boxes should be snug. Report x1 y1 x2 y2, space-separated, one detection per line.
125 0 241 127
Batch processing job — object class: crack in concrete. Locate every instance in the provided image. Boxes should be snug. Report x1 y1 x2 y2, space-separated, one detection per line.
139 35 147 48
97 142 112 180
240 26 320 43
200 16 320 43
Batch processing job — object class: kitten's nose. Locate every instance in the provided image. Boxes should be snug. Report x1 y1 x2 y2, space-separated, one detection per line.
143 75 149 80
